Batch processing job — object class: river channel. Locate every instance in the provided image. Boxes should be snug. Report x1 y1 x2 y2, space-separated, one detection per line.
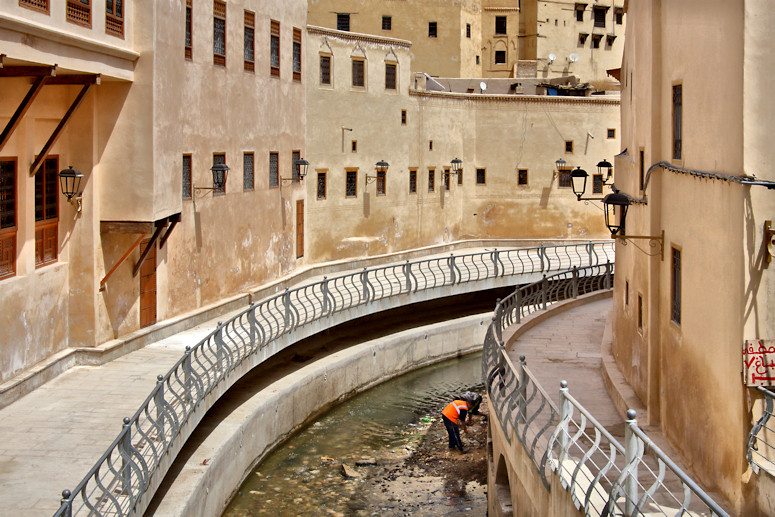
222 352 486 516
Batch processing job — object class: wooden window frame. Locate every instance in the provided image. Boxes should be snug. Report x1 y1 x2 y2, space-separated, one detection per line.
376 170 386 196
106 0 124 38
185 0 193 60
270 20 281 77
66 0 91 28
296 200 304 259
292 150 301 183
317 171 327 199
213 0 227 67
428 168 435 192
320 54 332 85
593 6 607 28
409 169 417 193
35 156 59 268
269 152 279 188
385 62 397 90
20 0 49 15
558 167 572 188
671 246 681 325
213 153 226 194
495 16 507 35
673 84 682 160
0 158 18 281
182 154 192 199
351 140 357 153
443 168 450 191
352 58 366 88
518 169 528 186
345 168 358 198
476 168 486 185
293 28 302 82
243 152 254 191
565 140 574 153
592 173 603 194
607 128 616 139
244 10 256 72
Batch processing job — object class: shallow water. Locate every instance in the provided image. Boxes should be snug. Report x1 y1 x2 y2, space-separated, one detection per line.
222 353 484 516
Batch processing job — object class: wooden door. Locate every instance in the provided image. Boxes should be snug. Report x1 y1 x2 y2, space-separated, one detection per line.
296 200 304 259
139 239 157 328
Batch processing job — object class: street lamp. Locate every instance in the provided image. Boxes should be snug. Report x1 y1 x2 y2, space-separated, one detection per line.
597 159 613 183
570 167 588 200
195 162 231 193
366 160 390 184
59 166 84 213
602 191 664 259
295 158 309 180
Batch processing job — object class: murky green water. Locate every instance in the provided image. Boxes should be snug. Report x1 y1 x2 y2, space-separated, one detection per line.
222 353 485 516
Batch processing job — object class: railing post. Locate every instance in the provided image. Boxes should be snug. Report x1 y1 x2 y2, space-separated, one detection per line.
216 322 224 373
361 268 369 302
541 275 548 310
283 288 291 328
492 248 499 277
515 288 522 324
605 261 612 289
624 409 639 516
587 242 593 265
184 345 192 403
559 380 570 467
119 417 132 497
572 266 579 298
59 490 72 517
322 277 330 315
539 244 546 272
448 253 456 284
155 374 165 440
403 260 411 292
518 355 527 424
249 303 257 350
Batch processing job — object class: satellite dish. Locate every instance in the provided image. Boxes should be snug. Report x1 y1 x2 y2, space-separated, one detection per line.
480 81 487 92
569 53 579 63
548 53 556 63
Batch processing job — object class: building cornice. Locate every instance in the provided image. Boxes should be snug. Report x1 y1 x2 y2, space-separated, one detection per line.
483 7 520 12
409 89 620 105
307 25 412 48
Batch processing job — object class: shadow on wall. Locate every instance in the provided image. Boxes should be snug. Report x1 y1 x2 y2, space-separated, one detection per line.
101 233 141 339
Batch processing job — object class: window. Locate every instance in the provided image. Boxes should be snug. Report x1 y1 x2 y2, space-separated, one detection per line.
185 0 193 60
592 174 603 194
591 34 602 49
625 281 629 306
466 23 471 38
476 168 486 185
578 32 589 45
243 152 254 190
673 84 682 160
35 157 58 267
269 152 279 188
494 50 506 64
337 13 350 31
0 159 16 280
376 171 386 195
66 0 91 28
575 4 584 22
385 62 397 90
639 148 645 190
292 150 301 182
593 6 606 28
382 16 391 31
213 1 226 67
457 168 463 185
558 167 572 188
351 140 357 153
444 168 450 191
495 16 507 35
317 171 327 199
346 169 357 197
671 247 681 324
637 295 643 330
293 28 302 81
607 128 616 139
615 8 624 25
320 55 331 85
476 55 480 65
20 0 49 15
401 110 407 125
429 140 433 151
213 153 226 194
565 140 573 153
244 11 255 71
270 20 280 77
182 154 192 199
518 169 528 186
428 169 435 192
106 0 124 37
352 58 365 87
409 169 417 193
428 22 437 38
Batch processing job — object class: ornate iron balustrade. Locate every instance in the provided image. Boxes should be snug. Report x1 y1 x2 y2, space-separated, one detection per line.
747 386 775 476
482 264 728 516
54 241 613 517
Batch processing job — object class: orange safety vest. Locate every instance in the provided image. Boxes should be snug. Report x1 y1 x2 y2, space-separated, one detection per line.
442 400 469 424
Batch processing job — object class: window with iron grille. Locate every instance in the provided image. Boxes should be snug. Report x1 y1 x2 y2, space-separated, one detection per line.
317 172 326 199
466 24 471 38
346 169 357 197
673 84 682 160
457 168 463 185
243 152 254 190
607 128 615 139
671 247 681 324
35 157 58 267
409 169 417 193
428 169 435 192
66 0 91 28
337 13 350 31
320 55 332 85
428 21 437 38
269 152 279 188
495 50 506 64
213 153 226 194
182 154 192 199
270 20 280 77
351 140 357 153
352 58 365 87
292 150 301 182
0 159 16 280
592 174 603 194
213 1 226 66
443 169 450 191
106 0 124 37
385 62 397 90
495 16 507 35
518 169 528 186
244 11 255 71
639 148 645 190
20 0 49 15
558 168 571 188
476 168 486 185
382 16 391 31
185 0 193 60
377 171 386 195
293 28 302 81
593 6 606 28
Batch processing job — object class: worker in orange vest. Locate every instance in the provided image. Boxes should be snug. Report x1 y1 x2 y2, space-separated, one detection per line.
441 398 469 452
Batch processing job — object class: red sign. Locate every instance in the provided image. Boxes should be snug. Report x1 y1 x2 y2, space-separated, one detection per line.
744 340 775 387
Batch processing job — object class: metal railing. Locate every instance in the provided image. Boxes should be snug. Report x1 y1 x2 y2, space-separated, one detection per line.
747 386 775 476
54 241 613 516
482 264 728 516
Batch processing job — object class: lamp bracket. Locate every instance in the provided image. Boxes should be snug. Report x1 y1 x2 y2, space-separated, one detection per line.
765 220 775 266
365 174 378 184
280 176 302 185
68 195 83 214
612 230 664 261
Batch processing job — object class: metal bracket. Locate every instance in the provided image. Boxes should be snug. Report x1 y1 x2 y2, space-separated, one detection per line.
765 220 775 266
613 230 664 261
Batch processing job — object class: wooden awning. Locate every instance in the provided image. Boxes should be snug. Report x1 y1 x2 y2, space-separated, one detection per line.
607 68 621 81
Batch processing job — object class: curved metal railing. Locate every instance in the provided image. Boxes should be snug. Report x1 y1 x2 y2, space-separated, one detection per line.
747 386 775 476
54 241 614 516
482 264 728 516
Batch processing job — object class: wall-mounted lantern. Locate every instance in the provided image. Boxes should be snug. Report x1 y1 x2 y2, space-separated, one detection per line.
597 159 614 183
282 158 310 184
366 160 390 185
570 167 588 200
602 191 664 259
195 162 230 193
59 166 84 213
555 158 566 171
